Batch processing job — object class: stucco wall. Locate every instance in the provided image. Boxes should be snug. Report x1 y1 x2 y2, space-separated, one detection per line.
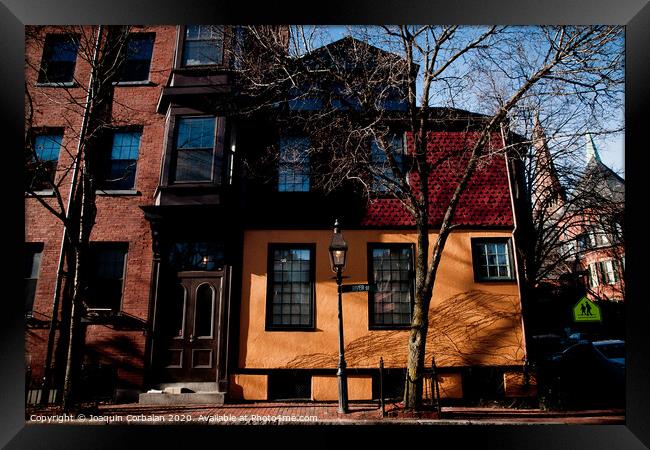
238 229 526 371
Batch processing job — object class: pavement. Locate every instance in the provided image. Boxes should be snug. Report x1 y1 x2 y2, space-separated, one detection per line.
25 402 625 425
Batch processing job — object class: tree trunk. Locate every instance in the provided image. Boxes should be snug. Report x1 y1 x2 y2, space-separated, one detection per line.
62 246 82 411
404 217 431 409
404 292 429 409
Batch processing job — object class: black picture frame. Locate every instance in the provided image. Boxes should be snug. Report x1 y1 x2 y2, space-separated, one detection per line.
3 1 647 448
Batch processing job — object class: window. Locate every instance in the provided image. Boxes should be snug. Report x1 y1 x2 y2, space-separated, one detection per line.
27 133 62 191
331 83 361 110
118 33 155 82
98 131 141 190
25 243 44 316
288 84 323 111
172 116 218 183
86 243 127 311
576 232 591 252
182 25 224 66
592 226 610 247
38 34 79 83
472 238 515 281
266 245 315 329
599 260 620 285
377 85 407 111
278 137 310 192
371 133 405 193
168 241 225 271
368 244 414 328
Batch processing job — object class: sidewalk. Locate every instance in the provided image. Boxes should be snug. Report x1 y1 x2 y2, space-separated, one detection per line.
26 402 625 425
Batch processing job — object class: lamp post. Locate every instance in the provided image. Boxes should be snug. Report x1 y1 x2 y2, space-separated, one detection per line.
329 219 349 414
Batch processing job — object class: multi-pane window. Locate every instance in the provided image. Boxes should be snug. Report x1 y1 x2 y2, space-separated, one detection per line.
267 245 315 329
99 131 141 190
472 239 514 281
28 133 62 191
371 133 405 192
118 33 155 82
24 243 44 316
278 137 310 192
599 260 620 285
590 226 610 247
173 116 218 182
86 243 127 311
38 34 79 83
182 25 224 66
368 244 413 327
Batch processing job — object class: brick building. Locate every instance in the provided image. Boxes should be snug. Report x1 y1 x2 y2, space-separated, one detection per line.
25 25 533 405
531 120 625 304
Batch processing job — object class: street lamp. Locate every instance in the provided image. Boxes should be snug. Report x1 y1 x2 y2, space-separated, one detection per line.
329 219 349 414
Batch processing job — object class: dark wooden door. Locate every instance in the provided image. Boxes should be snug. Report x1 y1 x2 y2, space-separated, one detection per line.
153 271 223 382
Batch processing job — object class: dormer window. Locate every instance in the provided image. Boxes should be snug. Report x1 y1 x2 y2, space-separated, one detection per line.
182 25 224 67
370 133 406 193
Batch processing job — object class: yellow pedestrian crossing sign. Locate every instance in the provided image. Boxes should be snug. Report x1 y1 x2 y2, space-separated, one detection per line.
573 296 602 322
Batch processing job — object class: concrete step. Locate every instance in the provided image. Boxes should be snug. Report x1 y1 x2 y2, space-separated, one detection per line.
138 391 225 406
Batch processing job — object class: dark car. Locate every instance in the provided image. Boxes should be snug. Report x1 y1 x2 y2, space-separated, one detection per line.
541 340 625 408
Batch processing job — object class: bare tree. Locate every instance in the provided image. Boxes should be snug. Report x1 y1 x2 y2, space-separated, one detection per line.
25 25 155 410
232 25 623 409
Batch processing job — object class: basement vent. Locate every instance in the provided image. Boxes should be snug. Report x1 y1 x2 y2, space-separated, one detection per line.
268 371 311 400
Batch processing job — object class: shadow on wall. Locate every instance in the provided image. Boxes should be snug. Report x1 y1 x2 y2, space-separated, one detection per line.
83 333 145 391
283 290 525 369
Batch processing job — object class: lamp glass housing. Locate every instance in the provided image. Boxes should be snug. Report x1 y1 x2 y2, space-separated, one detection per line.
329 225 348 272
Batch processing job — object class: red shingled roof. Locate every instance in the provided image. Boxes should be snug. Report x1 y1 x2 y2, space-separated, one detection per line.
361 131 514 227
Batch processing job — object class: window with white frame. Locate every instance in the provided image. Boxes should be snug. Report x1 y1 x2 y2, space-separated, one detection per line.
472 238 515 281
182 25 224 66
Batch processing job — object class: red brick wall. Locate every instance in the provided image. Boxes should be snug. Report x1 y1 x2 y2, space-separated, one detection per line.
25 26 177 389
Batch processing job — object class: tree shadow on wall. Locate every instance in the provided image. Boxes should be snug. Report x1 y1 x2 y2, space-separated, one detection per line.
282 290 525 369
81 333 145 402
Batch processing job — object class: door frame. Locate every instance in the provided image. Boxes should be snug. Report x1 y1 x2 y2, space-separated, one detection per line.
148 268 231 390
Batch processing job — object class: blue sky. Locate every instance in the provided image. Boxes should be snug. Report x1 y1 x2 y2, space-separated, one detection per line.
297 25 625 178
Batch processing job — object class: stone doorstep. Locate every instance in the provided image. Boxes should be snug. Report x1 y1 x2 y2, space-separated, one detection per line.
138 392 225 406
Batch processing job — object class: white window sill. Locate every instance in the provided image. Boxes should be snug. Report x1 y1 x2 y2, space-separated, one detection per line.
25 190 55 197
